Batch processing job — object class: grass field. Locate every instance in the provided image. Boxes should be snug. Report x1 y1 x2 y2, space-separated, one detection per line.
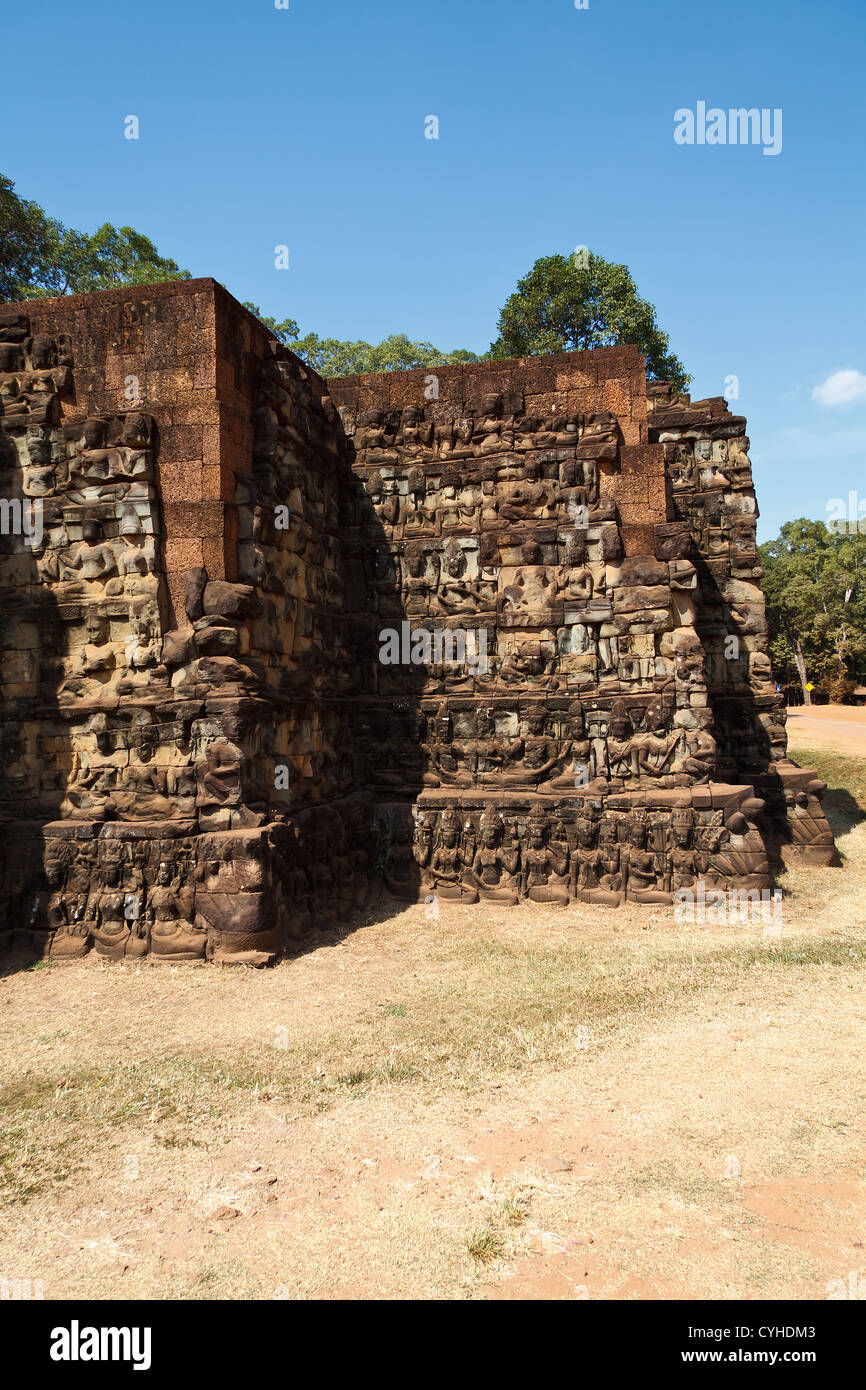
1 740 864 1300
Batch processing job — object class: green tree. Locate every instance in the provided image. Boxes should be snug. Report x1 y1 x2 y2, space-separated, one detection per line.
39 223 190 295
0 173 56 301
489 251 690 391
1 172 189 300
241 302 300 345
4 176 685 393
293 332 479 376
760 518 866 703
240 314 479 377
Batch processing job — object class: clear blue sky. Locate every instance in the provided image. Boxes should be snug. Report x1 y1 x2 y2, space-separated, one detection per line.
4 0 865 540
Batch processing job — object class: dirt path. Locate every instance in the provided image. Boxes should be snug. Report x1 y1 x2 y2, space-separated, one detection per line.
1 735 864 1302
787 703 866 757
1 923 863 1302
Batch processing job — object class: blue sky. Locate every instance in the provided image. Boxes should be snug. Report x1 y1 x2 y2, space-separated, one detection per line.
4 0 865 539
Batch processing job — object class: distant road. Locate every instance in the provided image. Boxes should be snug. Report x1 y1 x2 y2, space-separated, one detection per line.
786 704 866 756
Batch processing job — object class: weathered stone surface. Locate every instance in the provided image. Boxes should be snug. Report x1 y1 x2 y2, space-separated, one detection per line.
0 281 838 963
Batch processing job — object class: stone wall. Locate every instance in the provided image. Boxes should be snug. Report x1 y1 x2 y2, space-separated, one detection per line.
647 383 836 868
0 281 372 963
0 280 838 964
329 353 774 908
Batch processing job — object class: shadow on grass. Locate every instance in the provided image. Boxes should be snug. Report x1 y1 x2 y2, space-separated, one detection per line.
787 745 866 843
822 787 866 840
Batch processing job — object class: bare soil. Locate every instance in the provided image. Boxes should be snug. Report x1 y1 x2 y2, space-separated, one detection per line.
1 723 864 1301
786 702 866 757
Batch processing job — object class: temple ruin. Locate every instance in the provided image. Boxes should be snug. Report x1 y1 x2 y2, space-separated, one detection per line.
0 279 837 963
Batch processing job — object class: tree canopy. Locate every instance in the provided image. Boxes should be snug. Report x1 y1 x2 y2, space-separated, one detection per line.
3 176 691 394
489 251 690 392
240 307 480 376
244 248 692 385
240 303 300 346
0 172 189 300
759 518 866 703
293 332 480 377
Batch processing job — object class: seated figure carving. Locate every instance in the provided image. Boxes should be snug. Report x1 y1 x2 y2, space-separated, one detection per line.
521 806 569 905
466 808 520 905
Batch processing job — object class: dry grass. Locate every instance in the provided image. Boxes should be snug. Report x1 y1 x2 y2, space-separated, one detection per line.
0 742 864 1300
